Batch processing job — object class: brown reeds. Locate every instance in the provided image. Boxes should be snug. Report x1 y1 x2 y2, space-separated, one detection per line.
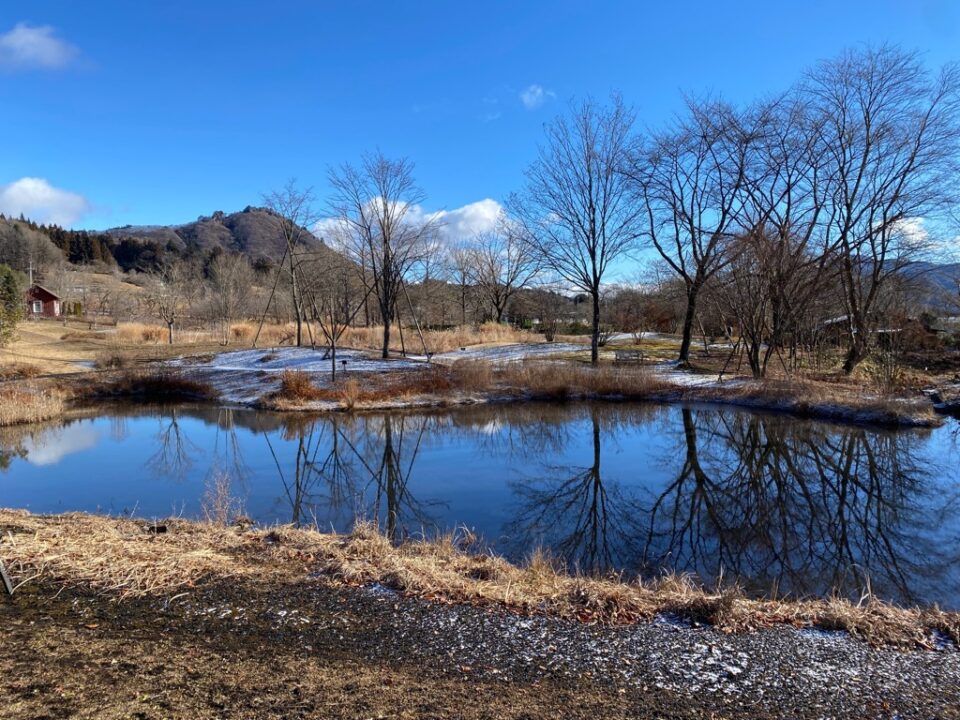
0 385 65 426
92 370 220 401
0 510 955 649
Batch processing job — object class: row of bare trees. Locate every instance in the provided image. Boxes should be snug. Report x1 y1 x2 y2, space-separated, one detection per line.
140 45 959 377
627 46 960 374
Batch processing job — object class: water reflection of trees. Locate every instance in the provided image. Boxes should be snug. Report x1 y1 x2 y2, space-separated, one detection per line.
484 402 960 605
499 405 655 573
266 414 441 536
642 408 960 604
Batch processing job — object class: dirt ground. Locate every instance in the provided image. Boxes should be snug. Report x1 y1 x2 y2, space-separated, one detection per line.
1 580 714 720
4 575 959 720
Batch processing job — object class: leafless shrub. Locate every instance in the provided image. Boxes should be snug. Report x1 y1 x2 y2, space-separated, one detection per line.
201 470 245 527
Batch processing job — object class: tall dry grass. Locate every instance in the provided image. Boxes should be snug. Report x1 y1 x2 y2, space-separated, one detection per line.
271 368 454 409
447 361 670 400
339 322 539 354
0 385 64 427
112 321 537 353
91 370 220 401
116 322 168 344
1 509 955 648
0 363 44 381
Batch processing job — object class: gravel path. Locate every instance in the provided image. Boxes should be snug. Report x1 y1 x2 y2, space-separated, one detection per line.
352 585 960 719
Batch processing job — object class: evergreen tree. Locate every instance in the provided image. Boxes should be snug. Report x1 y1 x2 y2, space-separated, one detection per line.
0 263 24 347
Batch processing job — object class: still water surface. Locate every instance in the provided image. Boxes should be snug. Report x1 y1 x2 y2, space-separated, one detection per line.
2 401 959 609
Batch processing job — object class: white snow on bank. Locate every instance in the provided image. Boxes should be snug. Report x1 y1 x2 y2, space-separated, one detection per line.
605 332 667 343
163 343 733 406
165 347 428 404
429 342 585 363
169 347 425 374
651 361 731 388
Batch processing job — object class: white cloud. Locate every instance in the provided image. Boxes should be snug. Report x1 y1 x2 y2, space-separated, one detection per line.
316 198 504 246
428 199 504 242
24 424 100 466
0 177 91 226
520 84 555 110
0 22 77 70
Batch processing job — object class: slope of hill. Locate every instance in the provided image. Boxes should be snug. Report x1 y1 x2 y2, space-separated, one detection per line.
902 261 960 312
105 206 325 260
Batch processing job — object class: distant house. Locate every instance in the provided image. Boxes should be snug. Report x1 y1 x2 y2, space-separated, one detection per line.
24 284 62 318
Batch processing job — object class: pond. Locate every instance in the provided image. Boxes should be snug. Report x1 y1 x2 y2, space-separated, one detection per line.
2 401 959 609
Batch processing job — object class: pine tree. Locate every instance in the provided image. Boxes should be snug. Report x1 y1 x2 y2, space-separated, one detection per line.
0 263 24 347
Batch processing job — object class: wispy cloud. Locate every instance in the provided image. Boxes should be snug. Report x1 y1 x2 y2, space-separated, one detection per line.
0 22 77 70
519 83 555 110
0 177 90 226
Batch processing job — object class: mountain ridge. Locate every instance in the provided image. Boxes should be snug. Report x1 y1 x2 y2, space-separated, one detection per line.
103 206 325 260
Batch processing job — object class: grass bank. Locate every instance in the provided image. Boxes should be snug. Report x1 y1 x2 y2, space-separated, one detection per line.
262 361 942 428
1 509 955 649
0 369 219 427
0 384 65 427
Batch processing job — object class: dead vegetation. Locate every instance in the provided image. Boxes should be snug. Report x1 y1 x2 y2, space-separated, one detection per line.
0 510 955 649
270 368 455 409
264 360 940 426
89 370 220 402
0 363 43 381
0 385 65 427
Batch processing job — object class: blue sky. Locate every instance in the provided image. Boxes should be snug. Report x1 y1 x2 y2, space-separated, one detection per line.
1 0 959 234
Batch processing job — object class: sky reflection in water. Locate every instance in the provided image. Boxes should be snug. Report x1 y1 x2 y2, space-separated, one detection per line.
2 401 959 609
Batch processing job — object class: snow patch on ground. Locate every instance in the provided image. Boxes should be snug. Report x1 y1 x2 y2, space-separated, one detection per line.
163 343 743 407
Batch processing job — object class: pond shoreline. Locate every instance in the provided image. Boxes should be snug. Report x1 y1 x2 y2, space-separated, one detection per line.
1 350 949 430
253 384 945 429
2 509 957 649
2 510 959 719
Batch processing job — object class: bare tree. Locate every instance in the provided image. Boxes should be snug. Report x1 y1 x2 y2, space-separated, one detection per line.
144 262 196 344
208 251 255 344
709 95 838 377
328 152 437 358
468 216 539 323
261 181 319 348
305 254 370 380
446 241 476 327
510 96 641 363
806 46 960 372
627 98 752 365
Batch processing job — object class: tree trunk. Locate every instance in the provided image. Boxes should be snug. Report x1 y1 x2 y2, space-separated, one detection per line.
677 283 700 365
330 339 337 382
590 290 601 364
381 310 391 359
842 335 868 374
167 320 174 345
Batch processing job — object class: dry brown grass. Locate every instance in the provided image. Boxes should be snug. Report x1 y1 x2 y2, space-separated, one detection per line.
0 363 43 381
340 322 540 354
116 322 168 344
271 368 455 408
1 510 955 649
0 385 65 426
495 362 670 399
688 377 942 427
278 369 327 401
91 370 220 402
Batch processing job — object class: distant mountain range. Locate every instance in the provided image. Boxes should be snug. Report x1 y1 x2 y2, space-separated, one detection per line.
104 206 327 261
902 261 960 310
